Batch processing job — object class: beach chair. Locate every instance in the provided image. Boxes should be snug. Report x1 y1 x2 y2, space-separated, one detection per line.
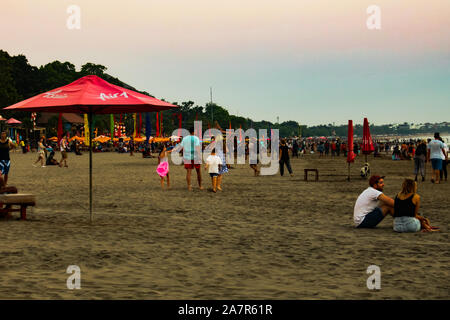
0 194 36 220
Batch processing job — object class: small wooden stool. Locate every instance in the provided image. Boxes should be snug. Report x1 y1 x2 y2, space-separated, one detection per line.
0 194 36 220
304 169 319 181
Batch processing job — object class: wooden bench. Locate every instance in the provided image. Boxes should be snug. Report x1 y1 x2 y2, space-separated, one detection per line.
0 194 36 220
304 169 319 181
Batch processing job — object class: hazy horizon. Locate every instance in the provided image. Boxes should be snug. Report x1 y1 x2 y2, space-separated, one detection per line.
1 0 449 126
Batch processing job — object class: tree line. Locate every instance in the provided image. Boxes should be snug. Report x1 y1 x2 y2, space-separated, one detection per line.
0 50 447 138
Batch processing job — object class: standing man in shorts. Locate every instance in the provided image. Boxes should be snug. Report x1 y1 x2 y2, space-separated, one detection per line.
427 132 446 184
181 127 203 191
354 175 395 228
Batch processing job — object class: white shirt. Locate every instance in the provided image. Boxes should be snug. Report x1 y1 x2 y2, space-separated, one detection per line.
353 187 383 226
206 154 222 174
60 139 67 152
427 139 445 159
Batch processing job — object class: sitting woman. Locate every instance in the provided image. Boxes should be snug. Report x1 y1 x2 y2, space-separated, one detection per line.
46 151 60 166
393 179 421 232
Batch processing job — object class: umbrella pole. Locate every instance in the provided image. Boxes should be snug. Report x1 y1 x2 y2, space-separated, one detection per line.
89 110 93 223
348 163 350 181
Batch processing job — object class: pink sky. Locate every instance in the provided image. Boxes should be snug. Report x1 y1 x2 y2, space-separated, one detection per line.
3 0 449 59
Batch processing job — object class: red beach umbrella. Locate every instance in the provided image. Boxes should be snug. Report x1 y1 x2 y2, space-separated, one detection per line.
362 118 374 155
347 120 356 181
347 120 356 164
362 117 374 164
6 118 22 124
5 75 178 222
4 75 176 113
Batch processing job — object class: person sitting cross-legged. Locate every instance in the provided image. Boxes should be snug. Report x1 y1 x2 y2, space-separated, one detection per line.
354 175 395 228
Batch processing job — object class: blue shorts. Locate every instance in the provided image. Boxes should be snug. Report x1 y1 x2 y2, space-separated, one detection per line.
431 158 442 171
0 160 10 175
209 173 219 177
357 207 385 228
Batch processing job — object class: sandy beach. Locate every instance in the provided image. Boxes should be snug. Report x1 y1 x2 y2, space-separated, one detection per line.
1 150 448 299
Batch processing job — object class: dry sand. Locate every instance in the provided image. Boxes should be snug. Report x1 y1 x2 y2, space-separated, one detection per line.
1 150 448 299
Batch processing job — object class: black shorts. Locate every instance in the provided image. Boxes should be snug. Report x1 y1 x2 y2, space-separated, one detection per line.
357 207 385 228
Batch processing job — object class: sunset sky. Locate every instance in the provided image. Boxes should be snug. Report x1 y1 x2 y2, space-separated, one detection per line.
1 0 449 125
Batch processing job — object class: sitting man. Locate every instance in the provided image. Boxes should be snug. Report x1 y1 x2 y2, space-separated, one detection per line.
354 175 395 228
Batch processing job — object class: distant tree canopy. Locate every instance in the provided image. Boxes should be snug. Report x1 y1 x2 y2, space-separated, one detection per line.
0 50 448 138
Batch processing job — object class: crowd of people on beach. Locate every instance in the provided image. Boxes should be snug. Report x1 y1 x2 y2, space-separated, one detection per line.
0 128 447 233
353 132 447 233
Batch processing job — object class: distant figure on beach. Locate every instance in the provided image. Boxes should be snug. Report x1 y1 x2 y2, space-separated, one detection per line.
427 132 446 184
156 144 172 189
45 151 59 166
292 139 299 158
0 131 15 186
317 141 324 157
249 137 260 176
217 141 228 191
59 136 68 167
353 175 395 228
437 136 448 182
181 127 203 191
413 140 427 182
33 137 47 167
20 139 26 154
205 148 222 193
129 138 135 156
279 138 293 177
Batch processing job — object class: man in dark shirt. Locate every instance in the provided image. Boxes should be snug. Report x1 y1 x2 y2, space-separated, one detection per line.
279 138 293 177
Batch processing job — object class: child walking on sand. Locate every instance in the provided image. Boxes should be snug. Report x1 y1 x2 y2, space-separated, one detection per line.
156 145 172 189
205 149 222 193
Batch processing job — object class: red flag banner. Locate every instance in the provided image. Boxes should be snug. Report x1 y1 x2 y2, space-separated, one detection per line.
347 120 356 163
156 112 159 137
362 117 374 155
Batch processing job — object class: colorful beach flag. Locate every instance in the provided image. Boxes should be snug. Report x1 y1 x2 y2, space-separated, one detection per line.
84 114 89 146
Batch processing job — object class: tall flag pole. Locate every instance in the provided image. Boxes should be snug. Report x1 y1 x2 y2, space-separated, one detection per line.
84 114 90 146
178 113 182 137
156 112 159 137
57 113 63 145
133 113 137 138
145 113 151 143
110 114 114 140
138 113 142 138
160 112 163 136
